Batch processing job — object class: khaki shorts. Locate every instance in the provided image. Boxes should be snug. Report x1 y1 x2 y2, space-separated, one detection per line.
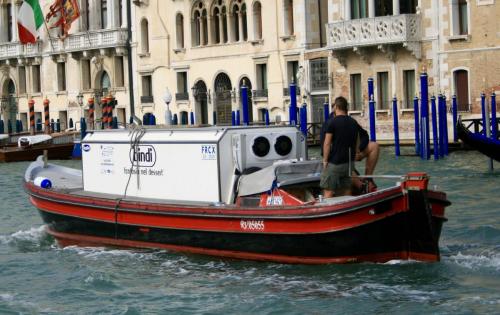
320 163 351 193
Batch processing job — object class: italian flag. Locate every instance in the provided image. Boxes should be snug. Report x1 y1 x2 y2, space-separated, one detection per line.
17 0 44 44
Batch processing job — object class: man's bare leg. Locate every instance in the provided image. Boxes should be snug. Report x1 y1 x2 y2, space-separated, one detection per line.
363 141 380 176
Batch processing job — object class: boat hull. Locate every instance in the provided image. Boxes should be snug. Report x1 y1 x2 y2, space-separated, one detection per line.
0 143 74 162
27 183 448 264
458 120 500 162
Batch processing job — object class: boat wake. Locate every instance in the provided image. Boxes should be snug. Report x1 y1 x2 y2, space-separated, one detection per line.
449 251 500 271
0 226 51 250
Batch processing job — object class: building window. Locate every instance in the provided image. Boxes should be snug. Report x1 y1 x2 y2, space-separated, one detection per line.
81 0 90 31
7 4 13 41
256 63 267 91
454 69 469 111
253 1 262 40
403 70 415 109
57 62 67 92
114 57 124 87
375 0 392 16
377 71 389 110
287 60 299 87
176 72 189 100
458 0 468 35
18 67 27 94
82 59 91 90
284 0 294 35
400 0 417 14
141 75 153 103
32 65 41 93
118 0 123 27
101 0 108 29
176 13 184 48
351 0 368 19
310 58 329 91
350 74 362 111
232 4 240 42
141 19 149 53
192 1 208 46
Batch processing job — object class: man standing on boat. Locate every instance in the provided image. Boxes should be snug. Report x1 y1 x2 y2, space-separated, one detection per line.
320 97 359 197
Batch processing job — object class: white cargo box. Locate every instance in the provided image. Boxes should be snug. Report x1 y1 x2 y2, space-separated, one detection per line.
81 126 306 204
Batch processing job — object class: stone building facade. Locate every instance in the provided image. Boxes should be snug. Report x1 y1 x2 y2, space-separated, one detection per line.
0 0 499 135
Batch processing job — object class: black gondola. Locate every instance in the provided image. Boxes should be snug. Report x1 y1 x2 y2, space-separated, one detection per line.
457 119 500 162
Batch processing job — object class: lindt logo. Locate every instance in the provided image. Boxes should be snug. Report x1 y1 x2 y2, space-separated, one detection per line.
129 145 156 167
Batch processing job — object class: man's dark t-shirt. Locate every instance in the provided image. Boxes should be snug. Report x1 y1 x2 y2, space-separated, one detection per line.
323 115 359 165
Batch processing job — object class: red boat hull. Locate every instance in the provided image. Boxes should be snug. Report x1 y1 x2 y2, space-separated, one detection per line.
26 183 449 264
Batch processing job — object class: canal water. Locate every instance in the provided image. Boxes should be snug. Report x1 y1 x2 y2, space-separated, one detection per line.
0 147 499 314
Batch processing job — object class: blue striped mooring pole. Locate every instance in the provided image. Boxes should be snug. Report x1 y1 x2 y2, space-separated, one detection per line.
190 111 194 125
442 95 449 156
231 111 236 126
413 96 420 155
392 96 400 157
491 92 497 140
289 82 297 125
420 72 430 160
430 96 439 160
236 109 241 126
264 109 270 126
241 83 249 125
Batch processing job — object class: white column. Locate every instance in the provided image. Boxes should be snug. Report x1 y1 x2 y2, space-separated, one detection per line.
89 0 99 30
12 2 19 41
199 17 205 45
238 12 243 42
227 15 234 42
393 0 400 15
207 17 213 45
369 0 375 18
344 0 351 20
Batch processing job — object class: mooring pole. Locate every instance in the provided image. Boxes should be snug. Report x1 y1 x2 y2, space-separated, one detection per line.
28 99 35 135
420 72 430 160
369 95 376 142
236 109 240 126
481 93 487 136
289 82 297 125
323 98 329 122
241 82 249 125
300 103 308 137
431 96 439 160
491 92 497 140
413 95 420 155
443 95 449 156
231 111 235 126
452 95 458 142
392 96 400 157
437 94 445 158
265 109 270 126
212 111 217 126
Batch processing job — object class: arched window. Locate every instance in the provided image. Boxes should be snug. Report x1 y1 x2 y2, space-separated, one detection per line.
284 0 294 36
232 4 240 42
192 1 207 47
141 19 149 53
241 4 247 41
100 71 111 90
253 1 262 40
176 13 184 48
211 1 228 45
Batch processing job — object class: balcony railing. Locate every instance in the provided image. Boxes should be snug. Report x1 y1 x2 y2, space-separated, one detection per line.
252 89 268 98
327 14 421 49
175 92 189 101
0 41 42 60
50 29 128 53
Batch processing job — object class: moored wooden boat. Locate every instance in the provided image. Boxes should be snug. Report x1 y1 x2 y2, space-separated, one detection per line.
0 133 75 162
24 126 450 264
457 119 500 162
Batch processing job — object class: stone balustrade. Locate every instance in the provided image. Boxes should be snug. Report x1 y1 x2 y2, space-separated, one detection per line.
0 42 42 60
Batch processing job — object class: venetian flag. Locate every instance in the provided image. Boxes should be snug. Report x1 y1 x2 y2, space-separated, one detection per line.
17 0 44 44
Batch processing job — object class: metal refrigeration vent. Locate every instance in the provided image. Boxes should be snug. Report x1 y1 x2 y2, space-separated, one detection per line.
274 135 293 156
252 136 271 157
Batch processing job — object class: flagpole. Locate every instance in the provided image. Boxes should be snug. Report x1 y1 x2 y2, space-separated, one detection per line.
43 19 56 52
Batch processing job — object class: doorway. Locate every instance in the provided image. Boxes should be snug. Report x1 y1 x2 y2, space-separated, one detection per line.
214 73 232 125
